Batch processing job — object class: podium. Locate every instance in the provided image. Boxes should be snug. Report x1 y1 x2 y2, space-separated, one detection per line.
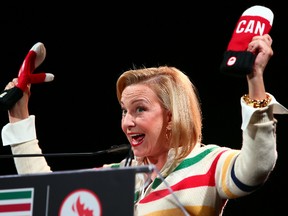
0 166 152 216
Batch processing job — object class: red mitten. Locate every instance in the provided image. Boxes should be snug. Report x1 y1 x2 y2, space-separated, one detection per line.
17 42 54 90
0 42 54 110
220 5 274 77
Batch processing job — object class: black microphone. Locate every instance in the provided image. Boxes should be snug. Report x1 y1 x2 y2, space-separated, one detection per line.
0 144 131 158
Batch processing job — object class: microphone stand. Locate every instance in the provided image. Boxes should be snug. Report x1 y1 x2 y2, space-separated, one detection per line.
0 144 130 158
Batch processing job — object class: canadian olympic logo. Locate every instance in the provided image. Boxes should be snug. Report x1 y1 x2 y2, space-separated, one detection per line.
59 188 102 216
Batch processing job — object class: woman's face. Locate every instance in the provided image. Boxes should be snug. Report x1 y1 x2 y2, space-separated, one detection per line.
120 84 170 159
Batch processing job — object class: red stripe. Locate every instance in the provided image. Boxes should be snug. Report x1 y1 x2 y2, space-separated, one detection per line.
140 150 227 204
0 203 31 212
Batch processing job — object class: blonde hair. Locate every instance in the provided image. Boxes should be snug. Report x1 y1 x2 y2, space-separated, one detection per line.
116 66 202 160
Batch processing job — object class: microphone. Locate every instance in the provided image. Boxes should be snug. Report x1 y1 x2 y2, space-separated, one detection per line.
106 144 131 154
0 144 130 158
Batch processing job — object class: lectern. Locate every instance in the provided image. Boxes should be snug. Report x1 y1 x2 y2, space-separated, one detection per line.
0 166 152 216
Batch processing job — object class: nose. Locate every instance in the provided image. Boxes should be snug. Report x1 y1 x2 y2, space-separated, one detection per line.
122 113 136 128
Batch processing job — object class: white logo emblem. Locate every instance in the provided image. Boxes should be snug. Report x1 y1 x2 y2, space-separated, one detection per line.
59 189 102 216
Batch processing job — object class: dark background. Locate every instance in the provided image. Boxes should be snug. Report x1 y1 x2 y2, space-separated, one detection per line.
0 1 287 215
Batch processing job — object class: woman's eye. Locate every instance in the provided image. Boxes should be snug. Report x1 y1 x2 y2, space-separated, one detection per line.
122 109 127 115
136 107 145 112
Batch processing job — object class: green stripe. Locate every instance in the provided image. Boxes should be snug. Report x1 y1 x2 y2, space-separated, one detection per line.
111 163 121 168
174 146 219 171
0 191 32 200
152 146 219 188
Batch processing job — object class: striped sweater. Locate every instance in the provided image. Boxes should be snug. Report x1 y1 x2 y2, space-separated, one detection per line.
105 143 263 215
103 104 280 215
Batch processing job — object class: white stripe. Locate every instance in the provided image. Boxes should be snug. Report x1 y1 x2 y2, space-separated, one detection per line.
242 5 274 25
0 212 31 216
0 198 32 205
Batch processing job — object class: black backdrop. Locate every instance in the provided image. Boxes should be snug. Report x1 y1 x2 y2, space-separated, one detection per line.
0 1 287 215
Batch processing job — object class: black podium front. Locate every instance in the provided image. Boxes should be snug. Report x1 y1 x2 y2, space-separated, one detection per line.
0 166 152 216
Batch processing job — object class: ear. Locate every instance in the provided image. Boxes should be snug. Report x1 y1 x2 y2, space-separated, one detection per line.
166 111 172 130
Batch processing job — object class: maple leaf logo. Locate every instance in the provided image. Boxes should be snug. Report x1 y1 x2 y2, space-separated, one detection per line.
72 196 94 216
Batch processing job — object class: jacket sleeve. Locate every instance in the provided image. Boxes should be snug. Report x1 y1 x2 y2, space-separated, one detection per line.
234 105 277 186
235 93 288 185
217 94 288 199
1 115 51 174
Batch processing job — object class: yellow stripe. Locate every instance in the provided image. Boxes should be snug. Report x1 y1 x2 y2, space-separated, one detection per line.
142 205 216 216
221 150 240 198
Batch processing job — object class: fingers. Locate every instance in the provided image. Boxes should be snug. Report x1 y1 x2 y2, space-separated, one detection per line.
5 78 32 90
5 78 18 90
247 34 273 56
251 34 272 46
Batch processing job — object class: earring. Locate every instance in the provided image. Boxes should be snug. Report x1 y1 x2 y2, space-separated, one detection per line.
165 128 171 140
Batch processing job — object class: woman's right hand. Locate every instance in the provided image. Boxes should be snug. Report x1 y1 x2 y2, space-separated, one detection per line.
6 78 30 123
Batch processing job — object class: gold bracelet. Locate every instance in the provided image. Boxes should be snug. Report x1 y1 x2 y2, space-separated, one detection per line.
243 94 272 108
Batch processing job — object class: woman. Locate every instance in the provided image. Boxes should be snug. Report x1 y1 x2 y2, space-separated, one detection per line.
2 34 287 215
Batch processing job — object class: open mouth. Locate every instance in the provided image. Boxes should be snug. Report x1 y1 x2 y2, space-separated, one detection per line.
131 134 145 147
